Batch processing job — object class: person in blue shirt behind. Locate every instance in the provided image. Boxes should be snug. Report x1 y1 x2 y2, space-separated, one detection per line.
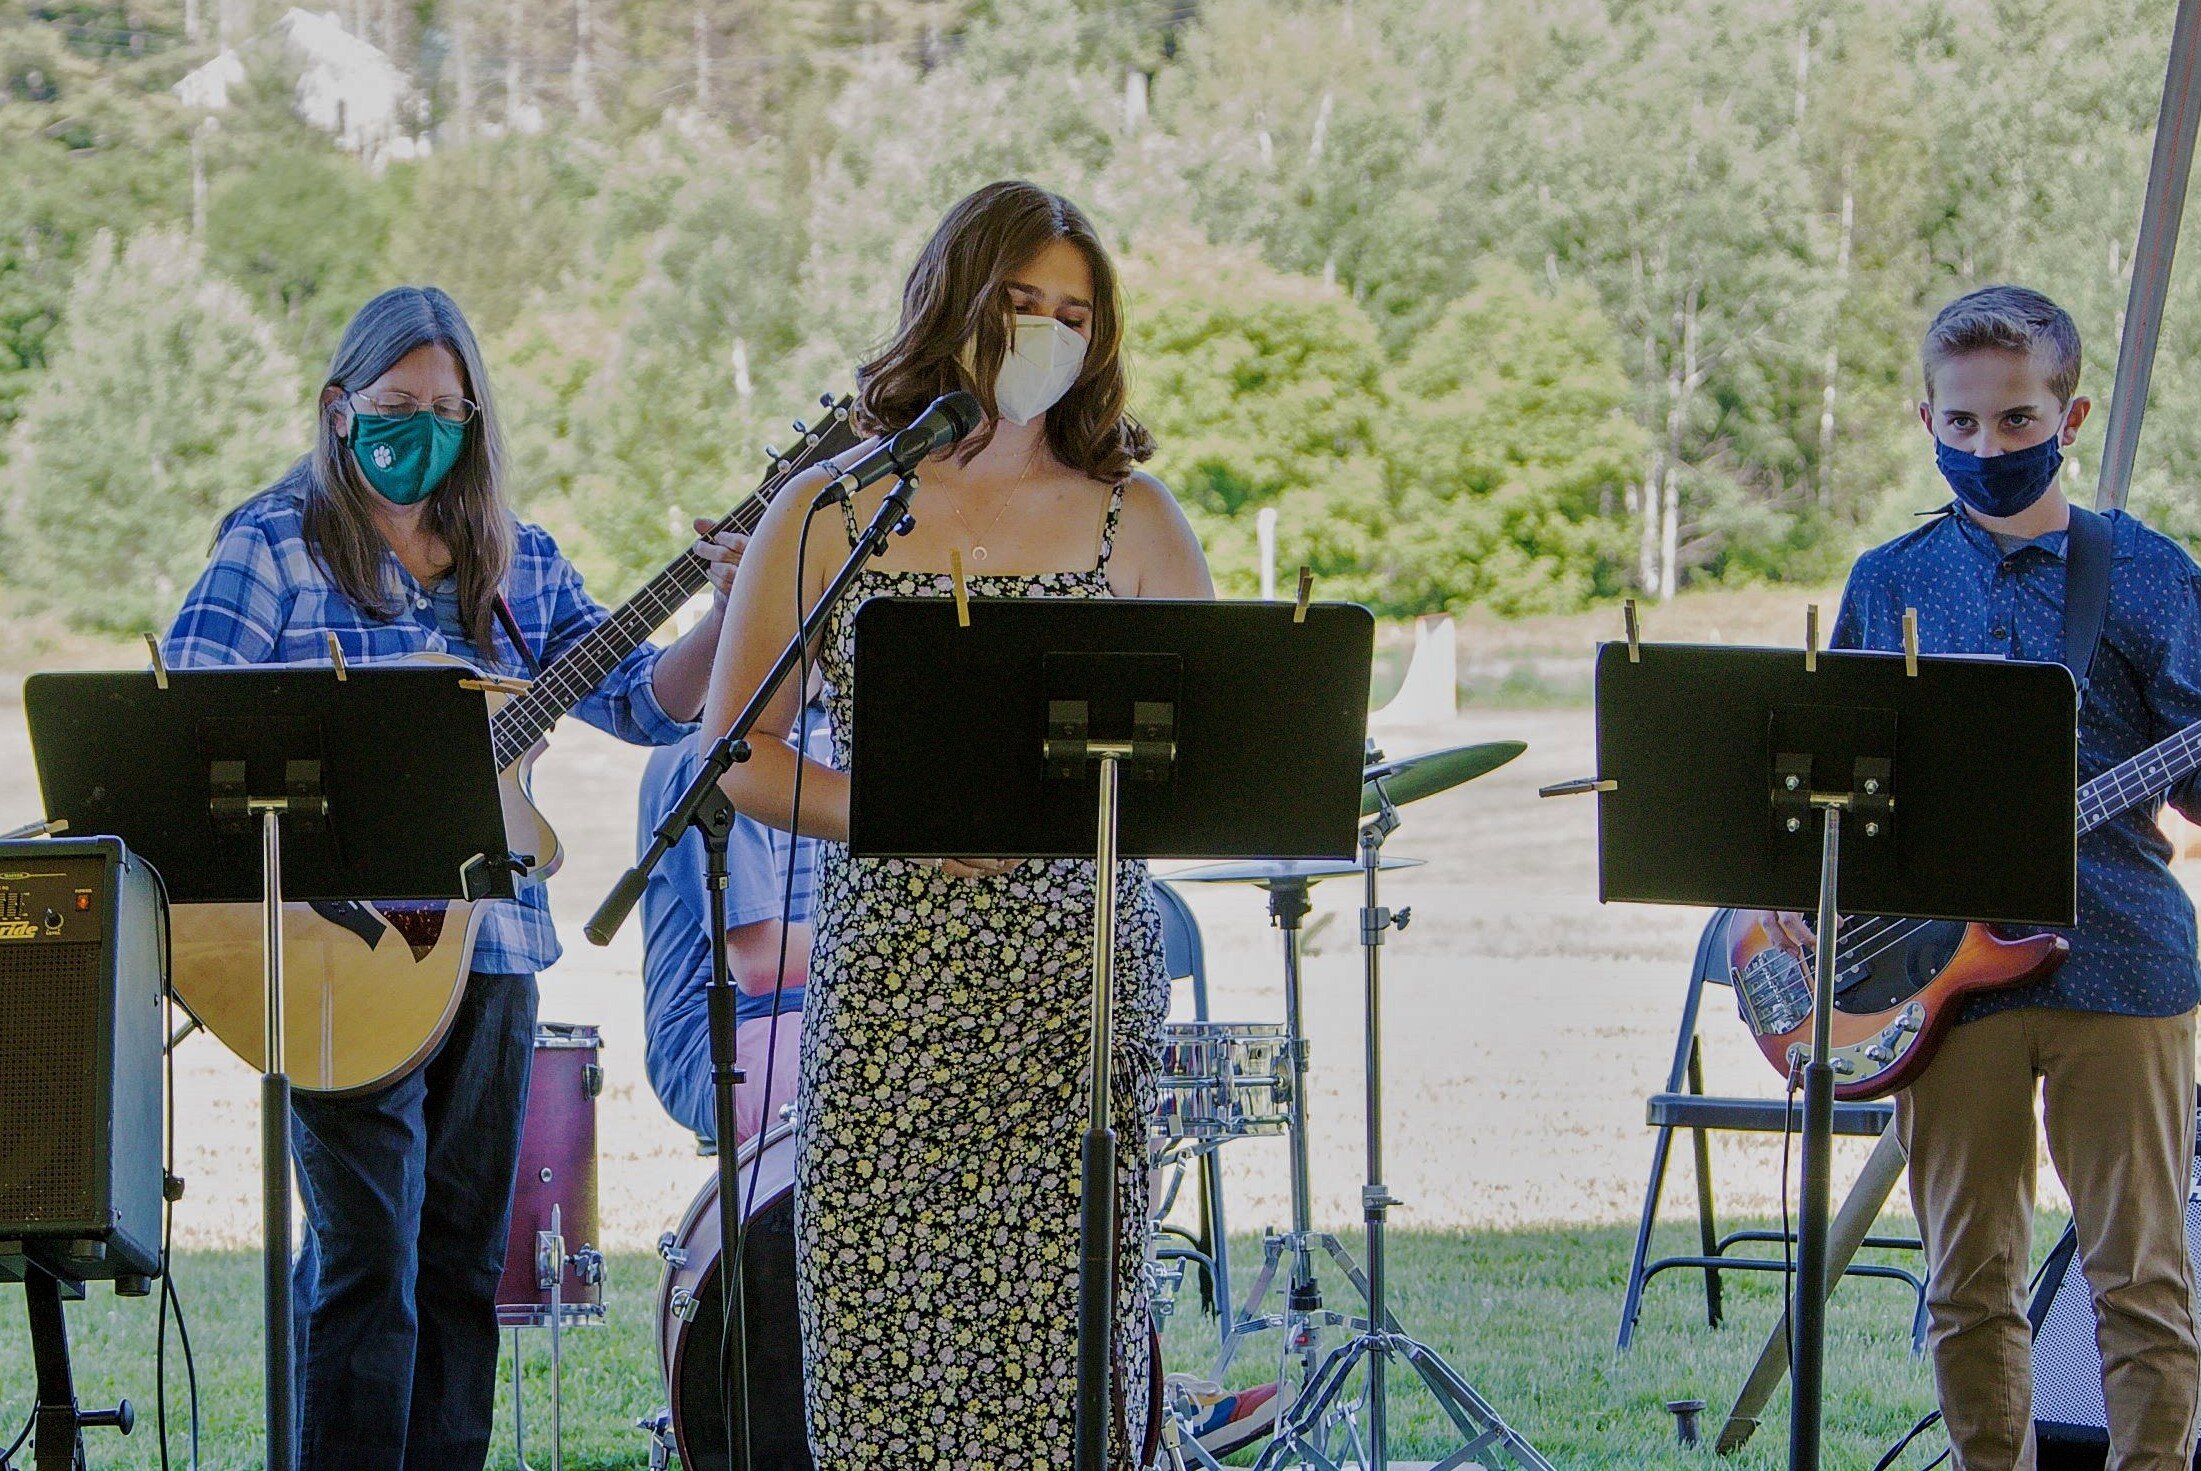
637 707 831 1150
1832 285 2201 1469
162 286 743 1471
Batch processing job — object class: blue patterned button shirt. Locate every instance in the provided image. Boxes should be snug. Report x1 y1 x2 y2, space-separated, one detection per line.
1831 504 2201 1018
161 487 693 974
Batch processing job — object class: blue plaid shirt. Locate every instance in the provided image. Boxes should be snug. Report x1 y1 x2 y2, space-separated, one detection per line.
636 715 829 1141
1832 505 2201 1019
161 486 692 975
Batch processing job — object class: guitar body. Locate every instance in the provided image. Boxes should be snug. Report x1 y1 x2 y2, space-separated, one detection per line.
1720 908 2069 1100
168 653 559 1095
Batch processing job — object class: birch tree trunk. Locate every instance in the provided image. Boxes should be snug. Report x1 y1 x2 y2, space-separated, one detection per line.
451 0 474 141
1657 284 1702 601
505 0 525 126
1817 179 1853 509
693 2 710 111
572 0 597 123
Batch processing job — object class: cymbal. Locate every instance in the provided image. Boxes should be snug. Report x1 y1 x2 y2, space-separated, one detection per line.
1166 857 1426 887
1362 740 1525 816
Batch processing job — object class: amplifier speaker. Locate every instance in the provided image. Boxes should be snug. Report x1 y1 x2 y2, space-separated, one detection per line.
2029 1099 2201 1469
0 836 165 1290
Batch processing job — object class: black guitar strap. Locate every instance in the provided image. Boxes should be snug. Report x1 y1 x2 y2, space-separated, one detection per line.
2063 505 2113 703
492 592 543 677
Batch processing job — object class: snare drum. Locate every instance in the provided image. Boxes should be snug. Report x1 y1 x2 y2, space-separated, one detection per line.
1152 1021 1292 1140
655 1122 810 1471
496 1021 605 1326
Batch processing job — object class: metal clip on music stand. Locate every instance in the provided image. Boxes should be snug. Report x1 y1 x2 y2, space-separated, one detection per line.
846 597 1373 1471
1582 640 2076 1470
25 665 516 1471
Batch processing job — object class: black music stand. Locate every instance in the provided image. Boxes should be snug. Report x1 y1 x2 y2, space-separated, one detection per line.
848 597 1373 1471
25 664 516 1471
1584 640 2076 1471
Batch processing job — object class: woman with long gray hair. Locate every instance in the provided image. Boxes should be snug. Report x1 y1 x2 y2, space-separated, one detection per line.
161 285 743 1471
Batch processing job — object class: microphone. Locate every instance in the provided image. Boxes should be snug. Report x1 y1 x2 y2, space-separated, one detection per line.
811 390 985 509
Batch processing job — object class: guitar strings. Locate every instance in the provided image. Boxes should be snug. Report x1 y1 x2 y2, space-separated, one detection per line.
1785 732 2199 989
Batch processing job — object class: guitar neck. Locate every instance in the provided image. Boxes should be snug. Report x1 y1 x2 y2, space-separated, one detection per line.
2077 719 2201 838
485 396 859 769
488 496 767 769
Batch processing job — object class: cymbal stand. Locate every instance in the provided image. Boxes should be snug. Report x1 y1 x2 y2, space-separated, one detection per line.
1256 781 1555 1471
1209 877 1358 1444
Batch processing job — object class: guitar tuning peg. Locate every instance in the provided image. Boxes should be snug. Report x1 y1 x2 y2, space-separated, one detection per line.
792 419 809 435
819 392 835 408
765 445 781 460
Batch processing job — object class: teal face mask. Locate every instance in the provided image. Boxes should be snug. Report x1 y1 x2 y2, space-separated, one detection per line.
350 412 466 506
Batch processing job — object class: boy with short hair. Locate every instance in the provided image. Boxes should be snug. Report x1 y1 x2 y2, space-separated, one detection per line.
1831 284 2201 1469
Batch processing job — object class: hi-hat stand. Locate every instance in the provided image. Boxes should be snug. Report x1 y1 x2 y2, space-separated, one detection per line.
1251 775 1554 1471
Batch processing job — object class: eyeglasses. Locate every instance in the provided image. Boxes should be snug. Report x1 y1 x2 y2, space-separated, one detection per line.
344 391 480 425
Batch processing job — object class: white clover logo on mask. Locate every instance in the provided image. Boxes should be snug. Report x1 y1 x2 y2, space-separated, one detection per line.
373 444 395 470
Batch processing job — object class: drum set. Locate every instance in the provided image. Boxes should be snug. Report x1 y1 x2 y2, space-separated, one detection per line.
1149 739 1556 1471
506 739 1554 1471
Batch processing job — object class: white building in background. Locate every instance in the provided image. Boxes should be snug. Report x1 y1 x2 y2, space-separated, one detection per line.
173 8 430 170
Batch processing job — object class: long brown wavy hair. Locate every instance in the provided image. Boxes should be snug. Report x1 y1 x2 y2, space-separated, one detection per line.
238 286 513 654
855 180 1154 483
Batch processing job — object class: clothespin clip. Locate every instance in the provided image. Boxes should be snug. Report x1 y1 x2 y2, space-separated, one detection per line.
1293 566 1314 624
0 818 67 841
1903 608 1920 676
1804 604 1819 673
1538 777 1618 799
948 549 972 628
459 675 533 696
1624 598 1641 663
326 632 348 681
144 633 169 690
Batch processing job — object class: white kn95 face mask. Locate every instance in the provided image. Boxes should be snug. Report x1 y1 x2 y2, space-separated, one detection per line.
990 314 1088 425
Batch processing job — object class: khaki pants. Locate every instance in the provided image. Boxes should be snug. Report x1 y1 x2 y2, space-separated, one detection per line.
1898 1005 2200 1471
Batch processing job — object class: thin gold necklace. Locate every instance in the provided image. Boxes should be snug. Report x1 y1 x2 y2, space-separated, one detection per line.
948 444 1039 563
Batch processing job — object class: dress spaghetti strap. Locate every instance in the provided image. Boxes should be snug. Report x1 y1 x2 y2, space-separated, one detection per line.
840 492 861 548
1096 481 1127 572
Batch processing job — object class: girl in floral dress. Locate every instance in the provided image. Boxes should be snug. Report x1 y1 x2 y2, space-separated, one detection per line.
702 180 1213 1467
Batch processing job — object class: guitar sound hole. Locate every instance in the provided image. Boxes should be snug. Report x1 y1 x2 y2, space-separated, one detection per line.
1832 919 1965 1015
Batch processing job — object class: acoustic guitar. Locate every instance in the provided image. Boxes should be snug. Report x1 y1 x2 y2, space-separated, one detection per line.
170 397 860 1094
1720 710 2201 1099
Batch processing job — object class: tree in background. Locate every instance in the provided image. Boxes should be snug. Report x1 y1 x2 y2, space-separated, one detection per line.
1124 233 1389 600
205 149 392 363
8 229 299 632
1378 262 1644 616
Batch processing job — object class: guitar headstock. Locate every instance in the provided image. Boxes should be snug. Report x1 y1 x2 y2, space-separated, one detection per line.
703 394 864 541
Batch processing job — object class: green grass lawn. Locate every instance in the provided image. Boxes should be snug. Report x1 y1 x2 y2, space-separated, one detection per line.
0 1218 2049 1469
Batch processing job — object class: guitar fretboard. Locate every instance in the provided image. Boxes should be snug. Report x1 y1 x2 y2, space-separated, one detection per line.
487 402 855 770
2077 718 2201 838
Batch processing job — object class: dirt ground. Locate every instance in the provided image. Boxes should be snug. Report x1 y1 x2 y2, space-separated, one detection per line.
3 684 1999 1253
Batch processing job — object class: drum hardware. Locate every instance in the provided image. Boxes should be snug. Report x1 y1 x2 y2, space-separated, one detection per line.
1165 864 1364 1442
1253 751 1551 1471
500 1023 608 1471
650 1122 810 1471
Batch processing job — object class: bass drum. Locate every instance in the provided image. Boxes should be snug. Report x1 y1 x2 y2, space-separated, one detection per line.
656 1121 811 1471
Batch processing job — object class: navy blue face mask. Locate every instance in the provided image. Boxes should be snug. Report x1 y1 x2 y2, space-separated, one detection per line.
1935 431 2064 520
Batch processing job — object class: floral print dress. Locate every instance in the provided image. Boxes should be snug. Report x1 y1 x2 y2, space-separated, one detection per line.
793 484 1167 1468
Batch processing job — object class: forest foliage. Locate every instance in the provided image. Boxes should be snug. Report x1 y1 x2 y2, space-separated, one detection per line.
4 0 2199 631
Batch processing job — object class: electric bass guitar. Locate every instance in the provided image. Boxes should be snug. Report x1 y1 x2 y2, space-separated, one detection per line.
169 396 859 1095
1722 711 2201 1100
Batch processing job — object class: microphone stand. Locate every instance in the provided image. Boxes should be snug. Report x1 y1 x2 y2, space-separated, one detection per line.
584 469 922 1471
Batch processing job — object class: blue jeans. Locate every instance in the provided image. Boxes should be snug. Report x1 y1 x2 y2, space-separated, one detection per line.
289 971 538 1471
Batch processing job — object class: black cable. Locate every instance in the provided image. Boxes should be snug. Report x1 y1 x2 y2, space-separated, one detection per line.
718 493 833 1471
0 1408 28 1469
149 864 201 1471
1869 1408 1947 1471
1781 1053 1802 1380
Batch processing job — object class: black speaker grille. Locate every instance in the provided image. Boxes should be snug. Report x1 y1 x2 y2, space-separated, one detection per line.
0 942 102 1228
